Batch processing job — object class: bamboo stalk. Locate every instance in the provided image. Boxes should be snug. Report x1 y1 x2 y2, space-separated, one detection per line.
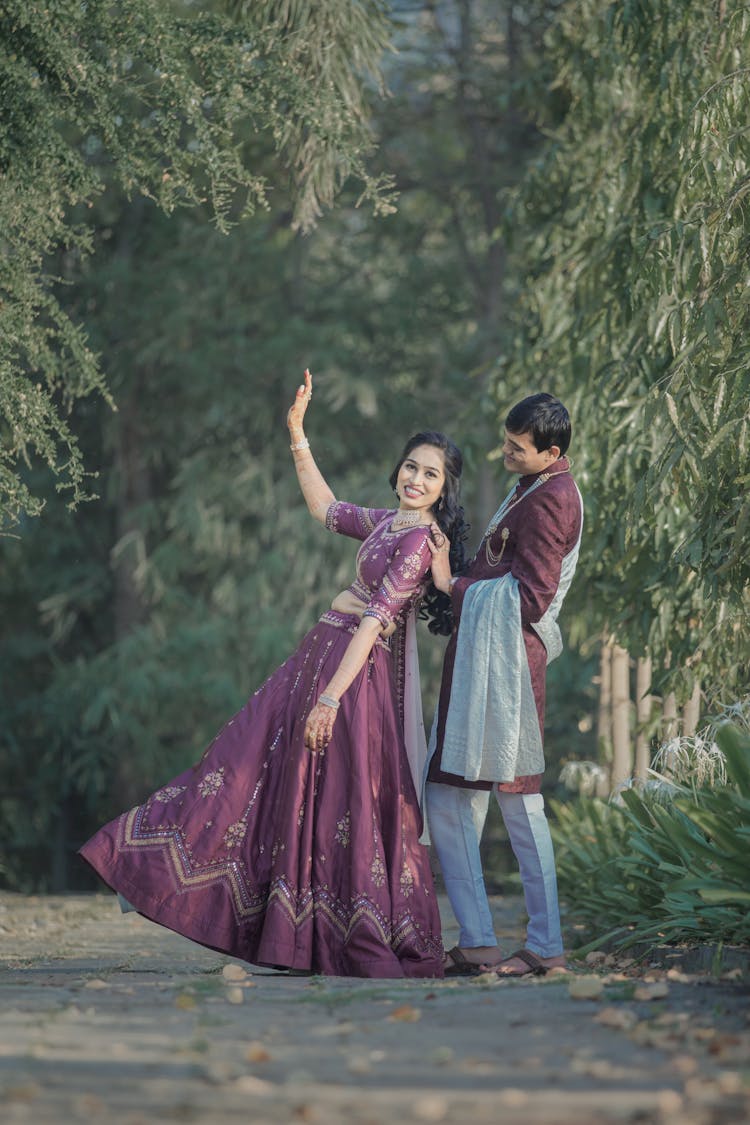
611 645 632 789
597 638 613 765
682 680 701 737
662 692 678 740
634 655 653 780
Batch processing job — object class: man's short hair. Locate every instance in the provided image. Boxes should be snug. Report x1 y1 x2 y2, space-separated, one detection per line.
506 393 571 456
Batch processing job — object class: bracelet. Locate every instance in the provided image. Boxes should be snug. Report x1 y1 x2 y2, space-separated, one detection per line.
318 693 340 710
290 437 310 452
448 576 458 593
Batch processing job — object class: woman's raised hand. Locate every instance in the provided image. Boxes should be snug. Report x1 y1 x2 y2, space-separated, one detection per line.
287 368 313 437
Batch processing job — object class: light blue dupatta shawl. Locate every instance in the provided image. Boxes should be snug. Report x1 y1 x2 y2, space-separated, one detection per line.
441 574 544 782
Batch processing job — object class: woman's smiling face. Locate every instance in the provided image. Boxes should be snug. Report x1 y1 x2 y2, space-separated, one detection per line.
395 444 446 514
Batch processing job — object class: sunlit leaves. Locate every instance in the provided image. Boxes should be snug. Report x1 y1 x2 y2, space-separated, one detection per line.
499 0 750 699
0 0 393 531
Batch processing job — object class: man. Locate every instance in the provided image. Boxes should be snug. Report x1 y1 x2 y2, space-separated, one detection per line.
426 393 583 976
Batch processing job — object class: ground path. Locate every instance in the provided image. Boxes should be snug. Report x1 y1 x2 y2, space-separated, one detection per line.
0 892 748 1124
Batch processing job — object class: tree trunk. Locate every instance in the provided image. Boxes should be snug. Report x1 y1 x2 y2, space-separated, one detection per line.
662 692 678 740
661 688 679 742
50 800 69 893
634 655 653 780
597 638 613 768
610 644 632 788
682 680 701 737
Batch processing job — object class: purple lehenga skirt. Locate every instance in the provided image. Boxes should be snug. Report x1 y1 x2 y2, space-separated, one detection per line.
79 612 444 978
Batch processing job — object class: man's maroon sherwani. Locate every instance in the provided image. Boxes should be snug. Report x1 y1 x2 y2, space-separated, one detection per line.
427 456 583 794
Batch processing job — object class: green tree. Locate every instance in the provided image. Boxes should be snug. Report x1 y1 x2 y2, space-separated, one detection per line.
498 0 750 706
0 0 392 531
0 0 569 890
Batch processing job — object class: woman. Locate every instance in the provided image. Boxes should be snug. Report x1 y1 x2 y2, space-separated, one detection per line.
80 370 467 978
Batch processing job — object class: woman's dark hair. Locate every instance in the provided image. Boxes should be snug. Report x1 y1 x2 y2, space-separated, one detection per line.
389 431 469 636
505 393 571 456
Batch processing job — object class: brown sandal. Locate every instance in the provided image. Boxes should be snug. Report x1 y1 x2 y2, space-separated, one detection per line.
494 949 550 978
443 946 483 977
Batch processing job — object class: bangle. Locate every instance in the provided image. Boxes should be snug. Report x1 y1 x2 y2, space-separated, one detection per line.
448 576 458 593
290 437 310 452
318 693 340 710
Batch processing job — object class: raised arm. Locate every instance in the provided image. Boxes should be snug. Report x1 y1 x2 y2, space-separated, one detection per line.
287 369 335 525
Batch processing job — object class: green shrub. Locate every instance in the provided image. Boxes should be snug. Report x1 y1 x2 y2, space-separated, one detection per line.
551 724 750 950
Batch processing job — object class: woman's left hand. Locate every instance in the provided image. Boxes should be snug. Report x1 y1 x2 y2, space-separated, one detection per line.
426 522 453 592
304 699 337 752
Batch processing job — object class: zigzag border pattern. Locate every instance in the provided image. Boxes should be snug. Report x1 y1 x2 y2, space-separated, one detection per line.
119 808 424 951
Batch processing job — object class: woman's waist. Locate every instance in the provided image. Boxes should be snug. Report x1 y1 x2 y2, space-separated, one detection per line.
318 608 393 651
332 579 371 608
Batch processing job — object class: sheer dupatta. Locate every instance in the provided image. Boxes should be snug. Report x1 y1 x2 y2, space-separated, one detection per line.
396 607 430 842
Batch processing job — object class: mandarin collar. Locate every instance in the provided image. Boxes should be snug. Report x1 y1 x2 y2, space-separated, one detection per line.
517 455 570 490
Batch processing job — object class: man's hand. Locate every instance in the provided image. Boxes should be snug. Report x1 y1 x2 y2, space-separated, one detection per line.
427 522 452 593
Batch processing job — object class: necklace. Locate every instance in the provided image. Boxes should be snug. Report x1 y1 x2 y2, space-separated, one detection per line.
483 466 570 567
390 509 425 531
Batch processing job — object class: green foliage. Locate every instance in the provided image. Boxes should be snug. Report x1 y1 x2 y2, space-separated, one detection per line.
498 0 750 700
551 723 750 950
0 1 559 890
0 0 392 530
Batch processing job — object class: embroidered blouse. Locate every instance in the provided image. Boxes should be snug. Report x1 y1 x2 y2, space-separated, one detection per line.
325 501 433 630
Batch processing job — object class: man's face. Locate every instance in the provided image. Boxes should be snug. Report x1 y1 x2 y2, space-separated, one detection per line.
502 429 560 476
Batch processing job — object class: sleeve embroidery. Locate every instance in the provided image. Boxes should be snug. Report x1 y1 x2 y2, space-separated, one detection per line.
365 532 432 627
325 501 391 541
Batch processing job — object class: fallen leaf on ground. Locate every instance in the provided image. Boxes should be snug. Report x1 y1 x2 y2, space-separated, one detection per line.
707 1034 743 1058
722 968 744 981
412 1094 448 1121
291 1104 318 1122
717 1070 743 1094
594 1006 638 1031
388 1004 421 1022
498 1089 528 1107
571 1057 632 1080
672 1054 698 1077
4 1083 40 1103
71 1093 106 1117
346 1055 371 1075
634 981 669 1001
222 964 247 982
233 1075 274 1094
568 976 604 1000
656 1089 683 1115
245 1041 272 1063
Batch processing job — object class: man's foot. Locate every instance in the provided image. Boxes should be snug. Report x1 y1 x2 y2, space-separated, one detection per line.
443 945 504 977
484 948 567 978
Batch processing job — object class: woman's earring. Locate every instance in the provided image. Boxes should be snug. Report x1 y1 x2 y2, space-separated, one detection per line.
436 496 444 511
